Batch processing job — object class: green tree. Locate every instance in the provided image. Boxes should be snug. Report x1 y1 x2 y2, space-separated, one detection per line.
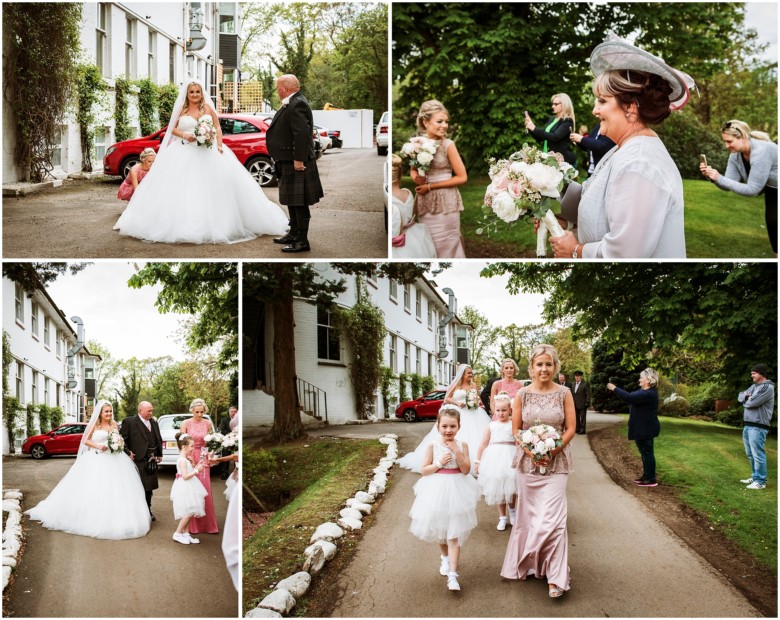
243 263 433 442
87 340 123 399
2 262 90 291
147 362 190 415
460 306 499 377
492 323 551 378
590 338 643 412
483 262 777 395
117 364 143 419
551 327 592 378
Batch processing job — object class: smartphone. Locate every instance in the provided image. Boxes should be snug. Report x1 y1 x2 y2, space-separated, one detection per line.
524 110 529 117
700 153 707 166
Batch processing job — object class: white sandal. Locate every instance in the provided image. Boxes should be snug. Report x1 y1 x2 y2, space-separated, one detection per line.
548 585 565 598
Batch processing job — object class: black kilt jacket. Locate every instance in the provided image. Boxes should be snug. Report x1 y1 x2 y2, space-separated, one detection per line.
120 414 163 492
266 92 324 207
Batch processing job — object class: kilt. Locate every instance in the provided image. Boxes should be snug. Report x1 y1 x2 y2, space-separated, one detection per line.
276 159 324 206
133 458 160 492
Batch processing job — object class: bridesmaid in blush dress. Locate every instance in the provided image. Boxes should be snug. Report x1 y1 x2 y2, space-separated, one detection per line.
501 344 576 598
180 398 219 534
490 358 524 420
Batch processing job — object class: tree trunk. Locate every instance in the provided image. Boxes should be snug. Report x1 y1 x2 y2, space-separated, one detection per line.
270 267 304 442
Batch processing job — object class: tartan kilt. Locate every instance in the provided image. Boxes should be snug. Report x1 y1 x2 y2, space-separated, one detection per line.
276 159 324 206
134 459 159 492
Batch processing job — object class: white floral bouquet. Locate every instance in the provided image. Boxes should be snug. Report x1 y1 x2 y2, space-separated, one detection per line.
516 423 562 475
399 136 439 175
465 389 480 410
220 429 239 454
476 144 578 257
204 432 225 452
193 115 218 148
107 429 125 454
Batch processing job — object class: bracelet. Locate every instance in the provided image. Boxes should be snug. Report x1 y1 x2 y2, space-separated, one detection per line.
427 183 432 192
434 459 443 469
474 459 480 464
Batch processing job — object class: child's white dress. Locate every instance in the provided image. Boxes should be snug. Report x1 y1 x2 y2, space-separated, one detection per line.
170 456 209 519
478 420 518 505
409 440 480 544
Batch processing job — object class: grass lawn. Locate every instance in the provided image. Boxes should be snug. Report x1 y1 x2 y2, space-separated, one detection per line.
629 416 777 570
242 437 386 616
403 176 772 258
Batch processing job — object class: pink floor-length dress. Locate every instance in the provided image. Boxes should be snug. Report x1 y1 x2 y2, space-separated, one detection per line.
416 138 467 258
501 385 572 591
492 378 524 420
186 417 219 534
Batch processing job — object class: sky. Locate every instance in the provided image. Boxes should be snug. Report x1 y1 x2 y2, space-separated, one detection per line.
745 1 778 63
45 262 192 361
427 262 548 328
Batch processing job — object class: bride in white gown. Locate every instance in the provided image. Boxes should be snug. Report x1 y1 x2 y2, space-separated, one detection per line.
25 400 151 539
114 79 288 244
398 365 490 475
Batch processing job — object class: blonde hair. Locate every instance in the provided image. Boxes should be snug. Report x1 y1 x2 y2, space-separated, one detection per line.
528 344 561 377
189 398 209 414
552 93 575 129
500 358 520 379
750 130 772 142
416 100 449 133
391 153 403 184
721 120 769 143
180 81 206 118
139 147 156 162
494 392 512 405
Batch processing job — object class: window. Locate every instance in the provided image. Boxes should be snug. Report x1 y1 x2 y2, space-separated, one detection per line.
148 31 157 81
219 118 260 135
404 284 411 312
389 335 397 372
317 306 340 361
416 347 421 374
56 330 61 358
31 371 38 405
15 362 24 401
125 16 136 78
31 302 39 338
56 383 61 407
51 126 63 168
169 42 176 83
388 279 397 301
366 271 378 287
416 290 422 320
428 353 434 377
44 317 50 347
94 127 108 161
428 305 434 330
14 282 24 323
96 3 109 76
219 2 236 33
404 342 410 373
44 378 50 406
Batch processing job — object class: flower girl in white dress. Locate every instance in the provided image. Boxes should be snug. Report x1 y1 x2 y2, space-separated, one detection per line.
475 393 518 531
409 407 481 592
390 154 436 258
170 433 209 545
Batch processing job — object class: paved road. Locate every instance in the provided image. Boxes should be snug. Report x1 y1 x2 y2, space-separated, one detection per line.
304 415 759 617
3 455 237 618
2 148 387 259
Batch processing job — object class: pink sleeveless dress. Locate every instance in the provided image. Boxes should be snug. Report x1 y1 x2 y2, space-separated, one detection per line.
492 378 523 420
186 418 219 534
117 166 150 200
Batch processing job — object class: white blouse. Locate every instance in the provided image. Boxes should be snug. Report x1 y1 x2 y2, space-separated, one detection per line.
577 136 686 258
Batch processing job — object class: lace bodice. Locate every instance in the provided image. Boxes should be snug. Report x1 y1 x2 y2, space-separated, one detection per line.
513 386 572 474
489 420 515 444
416 139 465 216
433 440 463 471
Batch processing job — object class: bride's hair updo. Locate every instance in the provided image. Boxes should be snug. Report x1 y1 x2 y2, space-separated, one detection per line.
527 344 561 377
181 81 207 117
417 100 449 133
175 432 194 450
594 69 673 126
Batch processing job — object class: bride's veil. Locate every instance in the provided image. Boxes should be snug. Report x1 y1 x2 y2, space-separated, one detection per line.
77 399 111 458
445 364 471 398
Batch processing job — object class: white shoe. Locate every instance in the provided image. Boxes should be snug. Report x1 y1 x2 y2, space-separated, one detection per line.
439 556 450 576
508 508 516 525
496 516 507 531
186 534 201 544
740 477 754 484
447 572 460 591
172 532 190 545
746 481 766 489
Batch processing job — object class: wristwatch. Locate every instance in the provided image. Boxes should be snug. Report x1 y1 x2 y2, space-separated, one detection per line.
572 243 583 259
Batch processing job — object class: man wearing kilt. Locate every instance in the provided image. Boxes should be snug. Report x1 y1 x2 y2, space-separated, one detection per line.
266 74 324 253
120 401 163 521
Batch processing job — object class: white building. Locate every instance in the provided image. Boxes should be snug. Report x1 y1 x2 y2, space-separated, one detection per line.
3 1 242 183
2 275 100 454
243 265 473 431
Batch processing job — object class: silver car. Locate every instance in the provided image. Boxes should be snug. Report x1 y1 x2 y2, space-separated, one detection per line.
157 413 213 466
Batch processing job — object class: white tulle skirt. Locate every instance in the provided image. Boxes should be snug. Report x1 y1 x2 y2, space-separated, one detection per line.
114 141 288 244
26 451 151 539
409 470 481 544
477 443 517 505
170 476 208 520
398 407 490 475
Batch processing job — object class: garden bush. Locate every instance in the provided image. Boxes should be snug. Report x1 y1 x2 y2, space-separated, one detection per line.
659 397 690 418
656 109 729 179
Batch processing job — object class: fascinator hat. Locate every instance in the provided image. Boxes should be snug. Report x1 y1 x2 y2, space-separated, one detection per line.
590 33 696 110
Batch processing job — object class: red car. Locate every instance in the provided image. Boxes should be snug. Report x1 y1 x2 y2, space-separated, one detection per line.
103 114 277 187
395 390 446 422
22 423 87 459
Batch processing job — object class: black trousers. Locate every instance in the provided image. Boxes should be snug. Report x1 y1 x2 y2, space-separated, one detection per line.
635 438 656 481
765 186 777 253
575 407 587 432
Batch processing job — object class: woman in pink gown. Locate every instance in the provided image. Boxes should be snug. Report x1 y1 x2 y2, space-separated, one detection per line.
501 344 576 598
490 358 524 420
180 398 219 534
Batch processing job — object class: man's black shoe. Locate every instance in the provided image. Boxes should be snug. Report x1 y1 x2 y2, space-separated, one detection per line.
150 512 156 521
273 233 298 244
282 241 311 253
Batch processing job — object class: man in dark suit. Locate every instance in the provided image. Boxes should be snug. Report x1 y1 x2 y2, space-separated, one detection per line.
265 74 324 253
572 371 591 434
558 373 574 392
120 400 163 520
570 120 616 174
481 376 499 416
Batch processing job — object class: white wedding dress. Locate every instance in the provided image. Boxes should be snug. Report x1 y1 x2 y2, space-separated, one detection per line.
397 388 490 474
26 429 151 539
114 115 289 244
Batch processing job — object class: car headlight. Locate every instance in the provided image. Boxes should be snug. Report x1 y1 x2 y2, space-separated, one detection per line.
105 146 117 157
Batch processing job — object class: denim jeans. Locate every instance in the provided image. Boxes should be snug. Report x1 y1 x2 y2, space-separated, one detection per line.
635 438 656 481
742 426 768 485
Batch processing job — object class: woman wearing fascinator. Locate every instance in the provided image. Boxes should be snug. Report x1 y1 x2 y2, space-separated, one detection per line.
114 79 288 244
549 34 694 259
25 400 151 539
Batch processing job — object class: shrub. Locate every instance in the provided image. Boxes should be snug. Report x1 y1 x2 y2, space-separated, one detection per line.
688 383 728 416
50 406 64 428
157 83 179 129
398 373 409 402
242 447 279 509
421 375 435 395
136 78 158 135
26 403 38 435
716 404 745 427
409 373 422 400
656 109 730 179
114 76 132 142
659 398 690 418
37 404 52 433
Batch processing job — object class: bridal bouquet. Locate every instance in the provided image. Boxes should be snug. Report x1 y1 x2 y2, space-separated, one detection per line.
399 136 438 175
476 144 578 257
220 430 239 454
204 432 225 453
193 115 218 148
107 429 125 454
515 423 562 475
465 389 480 410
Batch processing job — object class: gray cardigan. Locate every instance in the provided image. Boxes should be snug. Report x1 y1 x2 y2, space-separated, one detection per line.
715 138 778 196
